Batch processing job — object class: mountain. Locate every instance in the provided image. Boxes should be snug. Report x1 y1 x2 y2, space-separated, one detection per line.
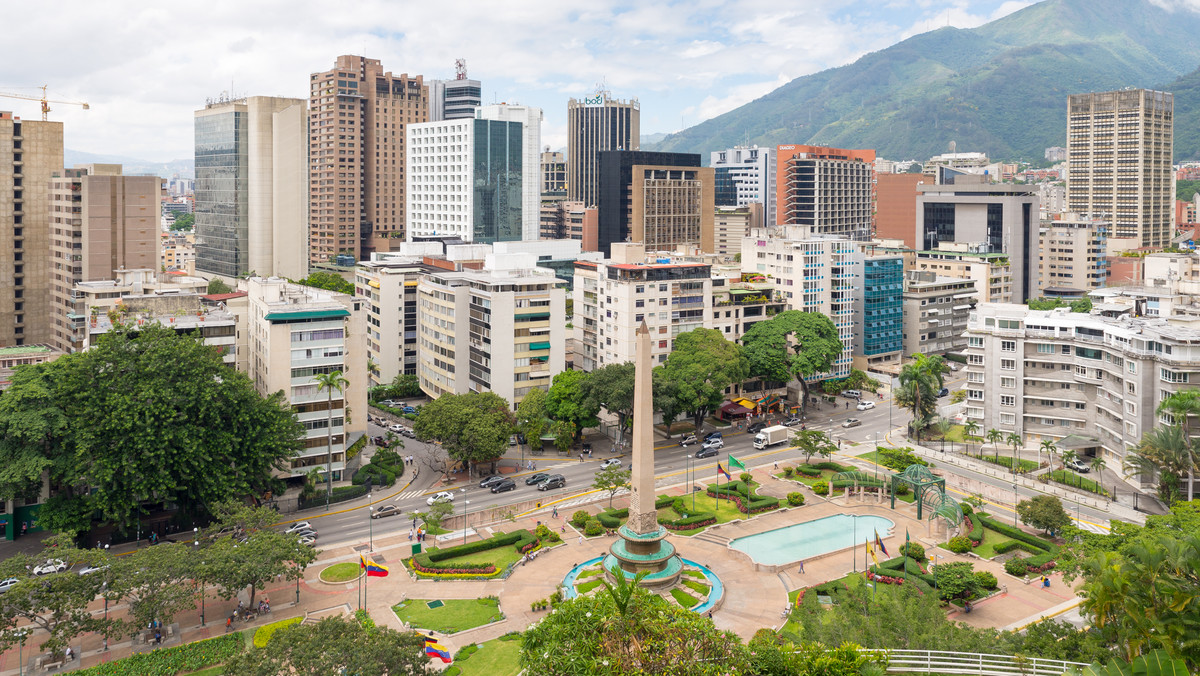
64 148 193 179
648 0 1200 162
1164 67 1200 162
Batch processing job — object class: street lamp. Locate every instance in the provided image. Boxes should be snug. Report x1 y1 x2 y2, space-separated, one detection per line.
16 628 27 676
103 544 111 649
367 495 374 552
1012 484 1019 525
192 532 204 627
463 500 471 545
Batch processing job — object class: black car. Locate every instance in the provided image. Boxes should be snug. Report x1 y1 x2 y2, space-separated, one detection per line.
938 387 950 398
372 435 386 446
704 431 723 441
479 475 505 488
524 472 550 486
491 479 517 493
538 475 566 491
747 422 767 434
695 447 719 459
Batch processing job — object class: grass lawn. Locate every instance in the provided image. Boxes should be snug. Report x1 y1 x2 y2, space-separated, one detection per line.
682 579 710 596
670 587 699 609
1046 470 1111 497
393 598 503 634
183 668 225 676
683 570 705 579
319 562 362 583
434 545 524 571
972 526 1018 559
576 569 601 579
671 496 748 535
454 638 522 676
576 579 604 594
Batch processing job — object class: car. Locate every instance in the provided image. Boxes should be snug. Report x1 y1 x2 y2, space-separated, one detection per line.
842 418 862 428
701 438 724 451
949 363 960 371
0 578 19 594
285 522 313 535
372 504 402 519
695 446 719 459
517 433 527 445
678 433 697 447
292 529 317 540
856 401 876 411
427 491 455 506
509 435 519 446
371 435 386 446
843 390 862 400
704 431 723 441
401 427 416 439
599 458 622 469
524 472 550 486
491 479 517 493
782 417 802 427
401 406 417 414
33 559 67 576
479 475 506 488
378 400 399 408
77 564 109 576
747 422 766 434
938 388 950 398
1065 458 1091 473
537 475 566 491
298 535 317 547
389 423 406 433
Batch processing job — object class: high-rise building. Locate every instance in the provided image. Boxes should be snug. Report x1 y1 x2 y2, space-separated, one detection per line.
355 257 437 386
308 55 428 263
710 146 774 228
407 117 525 243
477 104 543 241
1037 214 1109 300
428 61 481 121
852 246 904 371
49 164 164 352
194 96 309 280
567 92 639 208
875 173 925 247
596 150 708 255
1067 88 1174 249
776 145 875 240
541 149 566 197
0 111 62 348
712 205 759 258
902 270 976 356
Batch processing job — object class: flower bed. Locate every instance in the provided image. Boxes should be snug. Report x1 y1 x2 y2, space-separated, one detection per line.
705 480 780 514
406 529 543 578
866 570 905 585
74 633 244 676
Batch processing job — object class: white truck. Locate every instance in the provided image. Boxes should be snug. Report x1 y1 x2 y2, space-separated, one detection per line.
753 425 791 450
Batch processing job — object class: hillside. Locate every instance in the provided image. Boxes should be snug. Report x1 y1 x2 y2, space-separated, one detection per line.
649 0 1200 162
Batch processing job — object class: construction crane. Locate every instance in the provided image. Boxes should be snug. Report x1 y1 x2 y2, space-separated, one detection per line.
0 85 89 120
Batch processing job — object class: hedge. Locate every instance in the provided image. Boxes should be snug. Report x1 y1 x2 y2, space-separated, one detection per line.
966 512 984 546
705 481 780 514
969 453 1039 474
253 616 303 648
978 516 1057 553
597 496 677 529
352 463 396 487
298 484 368 511
992 540 1042 556
345 434 369 462
413 529 537 571
74 632 245 676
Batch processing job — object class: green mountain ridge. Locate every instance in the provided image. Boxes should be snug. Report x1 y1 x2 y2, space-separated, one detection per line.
649 0 1200 162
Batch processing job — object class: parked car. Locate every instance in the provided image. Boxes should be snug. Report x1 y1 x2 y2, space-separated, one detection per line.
33 559 67 576
782 417 802 427
747 422 767 434
0 578 18 594
509 435 519 446
378 400 399 408
298 536 317 547
949 363 960 371
372 504 401 519
389 423 406 433
524 472 550 486
491 479 517 494
843 389 862 400
427 491 455 506
856 401 876 411
704 431 723 441
938 388 950 398
399 427 416 439
695 446 719 459
285 522 314 535
842 418 862 428
292 529 317 540
600 458 622 469
1065 458 1091 473
538 475 566 491
401 406 417 414
678 433 697 447
479 475 506 489
77 564 109 576
372 435 387 446
701 438 724 451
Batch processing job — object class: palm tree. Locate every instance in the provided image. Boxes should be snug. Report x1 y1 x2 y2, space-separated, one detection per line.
986 429 1003 461
897 353 947 442
1090 455 1107 477
1155 390 1200 500
1126 425 1193 504
935 417 954 452
1039 438 1058 472
1061 450 1079 487
964 420 980 454
1007 433 1023 475
314 370 350 507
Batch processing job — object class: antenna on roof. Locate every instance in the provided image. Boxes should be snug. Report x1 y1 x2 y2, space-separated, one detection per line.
455 59 467 80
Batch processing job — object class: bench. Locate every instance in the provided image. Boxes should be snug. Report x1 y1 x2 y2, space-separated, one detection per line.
44 660 64 671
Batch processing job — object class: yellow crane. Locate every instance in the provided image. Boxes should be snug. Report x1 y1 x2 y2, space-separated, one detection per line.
0 85 89 120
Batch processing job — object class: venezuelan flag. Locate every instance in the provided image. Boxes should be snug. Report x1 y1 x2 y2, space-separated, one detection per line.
874 530 889 557
424 636 452 664
717 463 732 480
360 554 390 578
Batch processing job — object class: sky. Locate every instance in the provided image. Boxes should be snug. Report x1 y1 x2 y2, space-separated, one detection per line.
0 0 1046 162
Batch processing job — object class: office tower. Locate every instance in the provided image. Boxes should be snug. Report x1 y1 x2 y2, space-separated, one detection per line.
428 60 481 121
49 164 163 352
1067 88 1173 248
309 55 428 262
852 246 904 371
0 111 62 347
710 145 774 228
541 149 566 196
567 92 639 207
194 95 308 280
477 104 543 241
875 173 925 247
1037 215 1109 300
776 145 875 240
407 117 525 243
915 175 1039 303
596 150 708 255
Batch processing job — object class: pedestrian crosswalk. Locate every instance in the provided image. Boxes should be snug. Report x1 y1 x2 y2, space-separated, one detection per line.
1072 518 1109 534
394 490 425 501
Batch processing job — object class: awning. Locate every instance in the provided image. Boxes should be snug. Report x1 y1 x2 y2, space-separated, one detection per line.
756 394 782 408
1056 434 1102 450
263 309 350 322
720 402 755 418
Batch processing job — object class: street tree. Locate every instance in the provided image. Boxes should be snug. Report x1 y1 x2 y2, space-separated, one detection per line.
791 429 836 465
986 429 1003 460
515 387 547 456
740 310 841 416
1039 438 1059 471
1125 424 1195 504
895 353 947 441
652 367 685 440
202 503 315 608
593 465 632 508
932 561 982 602
0 325 303 534
1008 433 1025 470
221 615 437 676
550 419 575 455
584 362 635 446
1156 389 1200 499
964 420 980 454
1017 495 1071 535
314 370 350 501
414 392 513 475
660 329 748 432
206 278 232 294
112 542 199 633
410 500 454 532
544 370 599 443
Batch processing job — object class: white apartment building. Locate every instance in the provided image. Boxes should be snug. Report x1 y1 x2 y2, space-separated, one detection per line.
417 255 566 407
711 145 774 227
912 242 1013 304
477 104 543 241
903 270 976 356
1037 215 1109 300
356 257 433 387
713 205 758 258
242 277 367 480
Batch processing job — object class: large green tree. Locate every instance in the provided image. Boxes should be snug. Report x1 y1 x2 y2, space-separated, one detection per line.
661 329 748 432
294 271 354 295
895 353 948 440
1125 425 1193 505
515 387 548 455
740 310 841 415
221 615 437 676
0 324 303 533
414 391 514 475
201 503 316 608
1017 495 1071 535
593 464 632 508
169 213 194 231
652 366 685 440
112 542 203 634
584 362 635 446
791 429 836 465
544 370 599 443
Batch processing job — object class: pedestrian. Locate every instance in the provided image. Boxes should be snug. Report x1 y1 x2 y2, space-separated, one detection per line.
798 559 805 574
552 506 558 518
578 535 584 545
588 448 593 458
21 521 27 536
408 528 413 541
579 453 583 463
226 616 233 632
774 461 779 470
1043 576 1051 589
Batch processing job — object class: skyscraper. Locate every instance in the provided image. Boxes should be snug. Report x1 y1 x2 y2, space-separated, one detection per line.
776 145 875 240
1067 88 1173 249
567 92 639 208
428 59 481 122
194 95 308 280
476 104 543 241
596 151 706 256
308 55 428 263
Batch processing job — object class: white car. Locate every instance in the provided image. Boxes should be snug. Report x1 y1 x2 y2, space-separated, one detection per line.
389 423 406 433
33 559 67 576
426 491 455 506
298 535 317 547
285 522 314 535
0 578 18 594
701 438 724 451
77 564 109 576
856 400 876 411
599 458 622 469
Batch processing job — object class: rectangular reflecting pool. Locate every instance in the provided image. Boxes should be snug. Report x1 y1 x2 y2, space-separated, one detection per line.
729 514 895 566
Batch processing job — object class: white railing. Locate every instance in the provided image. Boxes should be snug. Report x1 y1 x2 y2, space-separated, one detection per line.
860 649 1089 676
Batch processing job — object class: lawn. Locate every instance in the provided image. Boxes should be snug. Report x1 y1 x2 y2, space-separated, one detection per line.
671 496 748 535
577 579 604 594
670 587 699 609
432 545 524 571
972 525 1018 560
453 637 522 676
1046 470 1111 497
393 598 503 634
183 668 225 676
319 562 362 583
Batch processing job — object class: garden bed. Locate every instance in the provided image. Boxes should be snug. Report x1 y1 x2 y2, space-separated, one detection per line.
74 632 245 675
1045 469 1110 497
392 597 504 634
318 562 363 583
405 528 558 579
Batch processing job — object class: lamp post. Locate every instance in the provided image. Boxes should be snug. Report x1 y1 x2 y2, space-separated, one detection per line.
103 544 111 649
367 495 374 552
874 432 879 482
1012 483 1019 525
16 628 27 676
463 500 471 545
192 532 204 627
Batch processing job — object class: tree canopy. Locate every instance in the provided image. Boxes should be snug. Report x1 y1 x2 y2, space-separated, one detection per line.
1017 495 1071 535
206 278 233 295
545 370 600 443
661 329 749 431
293 271 355 295
895 353 948 438
740 311 841 413
414 391 513 474
0 324 303 533
515 387 548 452
584 362 635 444
221 615 437 676
169 213 194 231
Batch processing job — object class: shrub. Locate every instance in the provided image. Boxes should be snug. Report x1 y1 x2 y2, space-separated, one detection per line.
672 496 689 515
812 480 829 496
875 446 927 471
975 571 998 590
978 516 1057 553
253 617 303 648
298 484 368 510
993 540 1041 556
898 541 925 561
960 502 973 515
535 523 561 543
966 512 984 545
947 536 972 554
740 472 754 485
1005 558 1030 576
797 466 822 477
571 510 591 528
787 492 805 506
894 482 910 496
783 466 795 477
73 633 245 675
584 520 604 536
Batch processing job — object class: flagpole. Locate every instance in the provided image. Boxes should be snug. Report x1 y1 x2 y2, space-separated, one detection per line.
364 563 368 612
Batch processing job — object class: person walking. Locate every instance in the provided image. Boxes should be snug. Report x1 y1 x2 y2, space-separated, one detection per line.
797 559 805 574
578 453 584 463
578 535 584 545
408 528 413 541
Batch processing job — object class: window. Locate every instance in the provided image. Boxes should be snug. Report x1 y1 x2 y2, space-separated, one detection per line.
1127 382 1136 395
1076 402 1087 411
1076 365 1088 377
968 354 984 365
1001 340 1016 352
1000 395 1016 407
1127 362 1136 374
966 407 984 419
968 336 983 348
967 372 984 383
967 389 984 400
1061 345 1072 355
1001 376 1016 388
1001 358 1015 370
1125 421 1137 436
1036 343 1054 354
1000 412 1016 425
1125 402 1136 415
1160 368 1189 383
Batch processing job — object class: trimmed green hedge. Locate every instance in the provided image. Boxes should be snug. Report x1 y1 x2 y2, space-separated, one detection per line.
416 530 537 567
597 496 676 528
705 480 780 514
298 484 368 511
978 516 1057 553
969 453 1039 473
993 540 1041 555
253 616 302 648
74 632 244 675
966 512 984 546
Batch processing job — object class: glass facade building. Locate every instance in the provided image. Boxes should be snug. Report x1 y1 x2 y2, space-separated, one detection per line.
862 256 904 356
195 110 248 278
472 119 523 243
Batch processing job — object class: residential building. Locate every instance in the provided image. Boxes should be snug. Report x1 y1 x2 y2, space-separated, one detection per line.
596 150 708 255
1045 147 1068 163
1038 215 1109 300
541 149 566 196
416 256 566 407
162 231 196 272
875 173 925 247
407 116 525 243
713 205 758 258
194 95 308 280
476 104 543 241
356 257 437 386
912 242 1014 304
48 165 164 352
428 62 481 121
0 111 62 347
710 145 775 227
902 270 976 356
916 175 1039 303
775 145 875 240
852 246 905 372
540 200 589 241
1176 199 1198 227
1067 88 1174 249
923 152 990 178
242 276 367 480
1039 183 1067 220
0 345 63 390
567 92 639 207
309 55 428 262
162 200 192 217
